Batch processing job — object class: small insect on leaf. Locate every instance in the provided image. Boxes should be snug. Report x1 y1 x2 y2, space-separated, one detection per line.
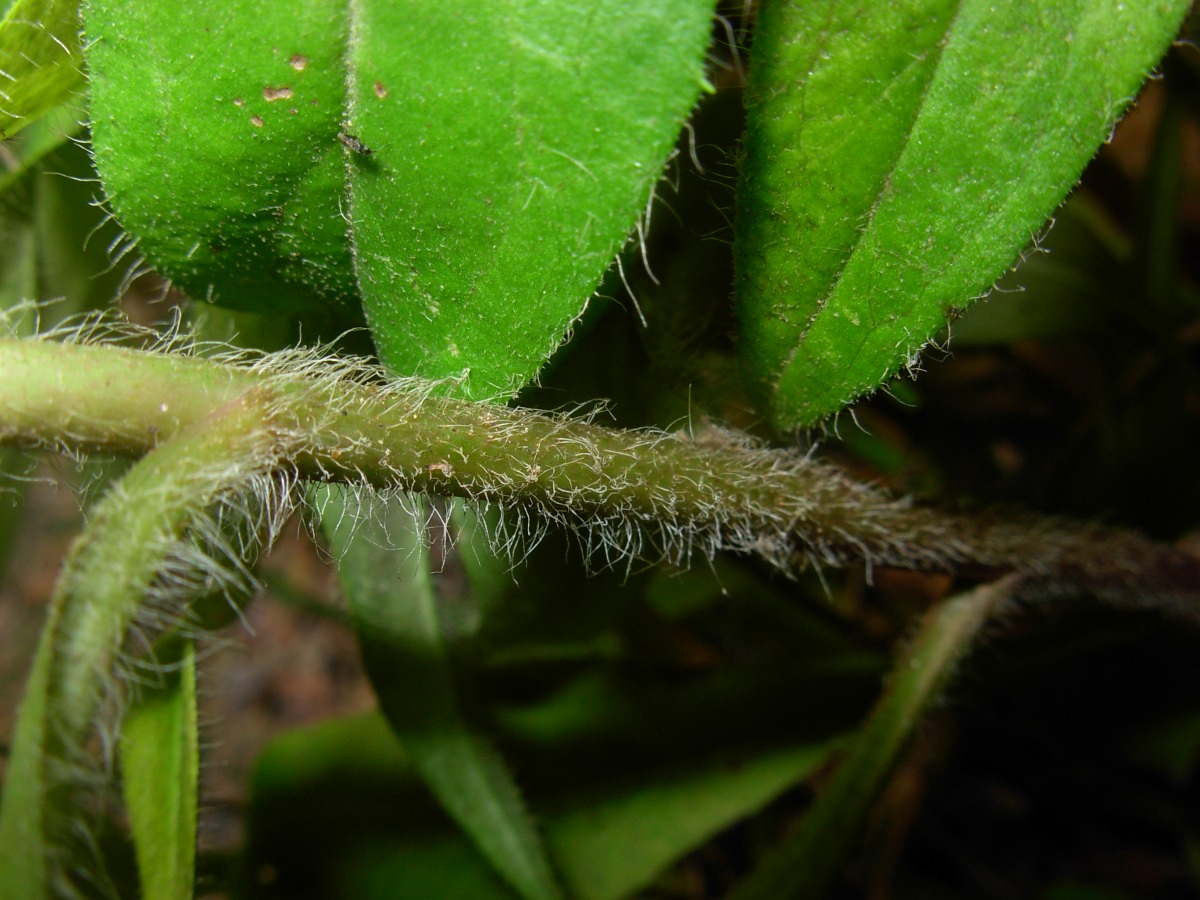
338 131 374 157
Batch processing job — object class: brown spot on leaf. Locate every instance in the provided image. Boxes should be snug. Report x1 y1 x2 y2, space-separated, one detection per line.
373 81 388 99
263 86 294 102
288 54 308 71
250 115 264 128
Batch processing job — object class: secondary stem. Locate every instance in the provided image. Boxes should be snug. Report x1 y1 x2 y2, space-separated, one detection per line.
0 384 290 897
728 576 1018 900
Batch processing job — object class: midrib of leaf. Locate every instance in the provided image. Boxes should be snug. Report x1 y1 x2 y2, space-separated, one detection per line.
803 3 1080 368
738 0 1192 429
735 1 959 411
782 6 959 369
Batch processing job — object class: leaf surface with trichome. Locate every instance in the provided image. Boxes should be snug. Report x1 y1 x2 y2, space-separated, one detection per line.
346 0 716 395
84 0 355 313
736 0 1192 428
85 0 716 394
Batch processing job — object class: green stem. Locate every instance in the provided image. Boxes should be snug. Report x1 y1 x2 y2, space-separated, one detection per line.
729 576 1018 900
0 336 1195 600
0 383 291 897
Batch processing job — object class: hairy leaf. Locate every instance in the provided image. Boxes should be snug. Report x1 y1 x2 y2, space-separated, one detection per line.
342 0 716 395
736 0 1192 429
85 0 356 313
85 0 716 394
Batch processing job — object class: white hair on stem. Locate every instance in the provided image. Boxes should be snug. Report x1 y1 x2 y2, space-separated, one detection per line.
1 305 1199 891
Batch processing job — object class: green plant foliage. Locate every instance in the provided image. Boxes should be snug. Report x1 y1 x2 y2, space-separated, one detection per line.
119 641 198 900
736 0 1193 429
1 1 1197 897
346 0 716 395
322 488 564 900
85 0 716 394
728 578 1012 900
84 0 356 314
247 711 840 900
546 742 831 900
0 0 83 141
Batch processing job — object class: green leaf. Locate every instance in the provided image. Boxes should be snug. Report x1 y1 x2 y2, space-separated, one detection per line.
0 0 83 141
249 710 839 900
85 0 715 391
320 487 564 900
0 598 57 898
728 578 1015 900
345 0 716 395
736 0 1192 429
548 743 829 900
84 0 356 314
119 640 198 900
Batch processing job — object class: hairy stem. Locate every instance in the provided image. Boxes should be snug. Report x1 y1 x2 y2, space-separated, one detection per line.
0 335 1196 603
0 380 293 897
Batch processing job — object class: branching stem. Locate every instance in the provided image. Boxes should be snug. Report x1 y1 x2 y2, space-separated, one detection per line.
0 335 1195 605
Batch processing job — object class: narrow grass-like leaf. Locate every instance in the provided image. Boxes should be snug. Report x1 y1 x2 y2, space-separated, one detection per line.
728 578 1018 900
346 0 717 396
0 100 81 195
737 0 1192 429
321 487 564 900
0 597 57 898
120 640 198 900
548 743 831 900
249 711 844 900
0 0 83 141
84 0 355 314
